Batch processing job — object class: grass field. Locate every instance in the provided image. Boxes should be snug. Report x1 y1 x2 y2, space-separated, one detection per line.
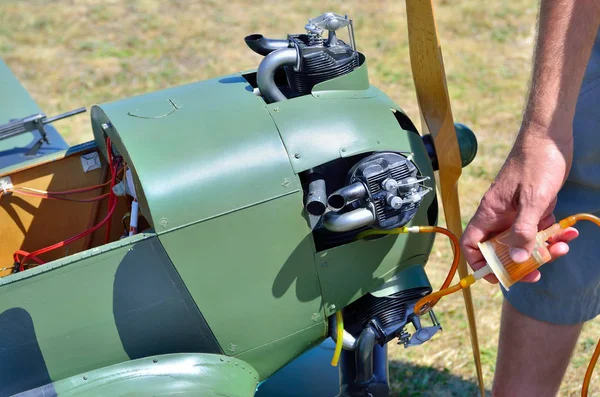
1 1 599 396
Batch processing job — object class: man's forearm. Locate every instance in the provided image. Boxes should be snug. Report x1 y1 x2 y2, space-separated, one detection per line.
522 0 600 139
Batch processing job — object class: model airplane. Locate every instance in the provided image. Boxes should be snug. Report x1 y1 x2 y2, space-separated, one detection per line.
0 8 481 397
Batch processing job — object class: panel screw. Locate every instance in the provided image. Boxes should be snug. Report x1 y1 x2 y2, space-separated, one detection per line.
282 178 291 187
341 148 346 153
153 358 158 363
329 304 336 311
83 376 88 381
321 262 328 268
273 107 280 112
294 153 301 159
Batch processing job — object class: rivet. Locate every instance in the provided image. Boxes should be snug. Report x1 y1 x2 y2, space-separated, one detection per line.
329 304 336 311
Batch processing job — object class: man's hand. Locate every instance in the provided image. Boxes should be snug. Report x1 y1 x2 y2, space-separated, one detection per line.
461 123 578 284
459 0 600 284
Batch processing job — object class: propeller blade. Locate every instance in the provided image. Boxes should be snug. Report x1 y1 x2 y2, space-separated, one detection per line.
405 1 485 396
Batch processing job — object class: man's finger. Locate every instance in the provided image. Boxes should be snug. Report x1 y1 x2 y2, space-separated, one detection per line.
509 202 548 263
547 227 579 244
538 212 557 230
548 241 570 261
519 269 541 283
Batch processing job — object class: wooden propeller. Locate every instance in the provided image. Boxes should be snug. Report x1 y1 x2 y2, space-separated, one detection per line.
404 1 485 396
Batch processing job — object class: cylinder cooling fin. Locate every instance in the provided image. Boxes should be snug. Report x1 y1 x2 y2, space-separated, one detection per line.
284 32 359 95
320 152 432 235
341 152 431 229
245 12 360 103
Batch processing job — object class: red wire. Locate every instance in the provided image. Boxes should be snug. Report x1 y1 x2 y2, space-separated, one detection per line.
18 164 118 270
13 250 44 265
104 137 115 243
22 181 112 196
17 138 119 269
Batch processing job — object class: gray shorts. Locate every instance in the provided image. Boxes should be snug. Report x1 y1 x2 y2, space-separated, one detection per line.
503 28 600 325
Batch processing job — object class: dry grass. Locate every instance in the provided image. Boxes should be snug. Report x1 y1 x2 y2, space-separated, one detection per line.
1 0 599 396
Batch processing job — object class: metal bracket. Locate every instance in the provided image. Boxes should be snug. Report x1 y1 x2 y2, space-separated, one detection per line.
25 119 49 156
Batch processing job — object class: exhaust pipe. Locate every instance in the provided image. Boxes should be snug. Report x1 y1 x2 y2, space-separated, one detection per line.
329 313 357 351
256 48 298 103
244 34 290 56
305 171 327 216
355 325 379 385
327 182 367 211
322 207 375 232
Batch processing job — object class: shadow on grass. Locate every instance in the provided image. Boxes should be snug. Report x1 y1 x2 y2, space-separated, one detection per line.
257 339 491 397
389 360 492 397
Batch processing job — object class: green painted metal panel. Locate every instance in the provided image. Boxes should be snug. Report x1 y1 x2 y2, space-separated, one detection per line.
316 230 434 317
0 60 42 123
0 238 143 381
0 140 98 184
235 323 325 380
266 89 423 174
159 191 325 376
0 59 69 168
309 126 437 315
90 73 298 233
47 354 259 397
310 56 374 99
